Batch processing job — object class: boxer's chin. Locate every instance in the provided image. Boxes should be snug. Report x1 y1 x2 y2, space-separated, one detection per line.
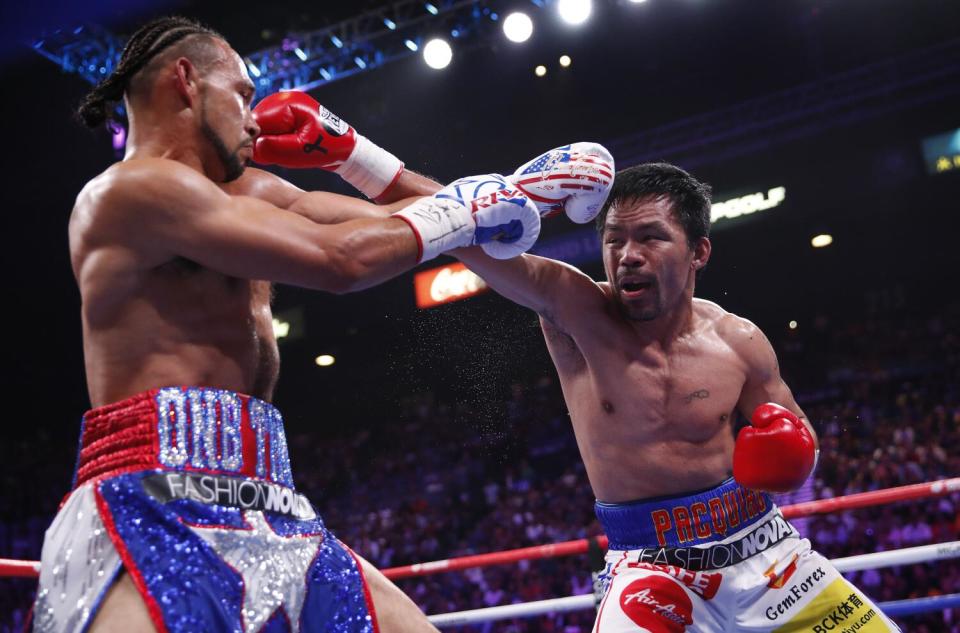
221 154 245 183
200 118 245 183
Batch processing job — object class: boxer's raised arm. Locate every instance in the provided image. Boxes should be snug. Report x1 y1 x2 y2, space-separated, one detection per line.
223 167 432 224
83 159 419 293
454 143 615 332
78 159 539 293
252 92 443 204
456 249 607 332
377 169 443 202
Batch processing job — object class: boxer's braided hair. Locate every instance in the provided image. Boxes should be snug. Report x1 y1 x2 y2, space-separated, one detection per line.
77 16 223 128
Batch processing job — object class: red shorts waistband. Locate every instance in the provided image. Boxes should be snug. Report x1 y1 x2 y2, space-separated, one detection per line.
75 386 293 488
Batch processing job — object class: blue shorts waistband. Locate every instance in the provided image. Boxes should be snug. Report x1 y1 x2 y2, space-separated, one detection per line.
595 478 774 549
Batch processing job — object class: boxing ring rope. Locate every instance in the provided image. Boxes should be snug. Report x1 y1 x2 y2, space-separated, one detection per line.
2 478 958 626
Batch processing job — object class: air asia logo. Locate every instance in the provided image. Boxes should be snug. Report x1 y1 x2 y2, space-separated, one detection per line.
620 576 693 633
764 554 800 589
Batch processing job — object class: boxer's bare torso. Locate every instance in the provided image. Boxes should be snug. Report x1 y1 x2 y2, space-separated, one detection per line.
457 195 811 503
71 161 412 408
542 296 762 502
72 168 283 407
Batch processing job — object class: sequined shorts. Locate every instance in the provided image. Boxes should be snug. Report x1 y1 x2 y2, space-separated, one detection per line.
33 387 378 633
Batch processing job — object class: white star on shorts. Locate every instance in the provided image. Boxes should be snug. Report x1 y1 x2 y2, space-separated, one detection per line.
189 510 323 632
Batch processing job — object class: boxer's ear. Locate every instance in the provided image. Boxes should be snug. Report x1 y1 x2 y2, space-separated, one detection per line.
173 57 200 107
692 236 711 271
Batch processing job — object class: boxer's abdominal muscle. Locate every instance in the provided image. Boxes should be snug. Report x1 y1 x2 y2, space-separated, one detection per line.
82 257 279 407
543 313 746 503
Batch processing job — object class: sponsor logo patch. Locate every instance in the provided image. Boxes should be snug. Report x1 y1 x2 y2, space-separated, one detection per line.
620 576 694 633
633 515 796 571
765 554 800 589
142 472 316 520
765 564 828 621
773 578 887 632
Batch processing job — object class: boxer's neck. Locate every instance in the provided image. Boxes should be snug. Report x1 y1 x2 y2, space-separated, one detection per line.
625 282 697 349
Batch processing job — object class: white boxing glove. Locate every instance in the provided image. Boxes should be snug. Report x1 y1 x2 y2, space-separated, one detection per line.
393 174 541 262
508 142 615 223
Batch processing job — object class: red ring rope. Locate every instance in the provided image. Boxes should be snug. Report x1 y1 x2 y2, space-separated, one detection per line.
1 477 956 581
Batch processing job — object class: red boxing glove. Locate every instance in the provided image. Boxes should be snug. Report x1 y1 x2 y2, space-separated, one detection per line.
252 91 403 199
733 403 817 493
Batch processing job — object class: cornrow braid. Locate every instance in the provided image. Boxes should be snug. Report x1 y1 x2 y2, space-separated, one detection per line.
76 16 222 128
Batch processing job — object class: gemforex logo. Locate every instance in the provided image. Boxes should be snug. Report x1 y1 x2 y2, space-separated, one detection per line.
765 566 827 621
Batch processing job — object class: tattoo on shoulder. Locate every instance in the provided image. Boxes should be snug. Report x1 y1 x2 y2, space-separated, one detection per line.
682 389 710 404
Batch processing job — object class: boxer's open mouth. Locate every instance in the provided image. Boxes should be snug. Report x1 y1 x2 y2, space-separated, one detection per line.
620 279 653 298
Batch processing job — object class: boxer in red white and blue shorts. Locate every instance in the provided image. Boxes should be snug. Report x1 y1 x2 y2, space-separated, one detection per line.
456 161 903 631
36 387 380 632
35 13 555 632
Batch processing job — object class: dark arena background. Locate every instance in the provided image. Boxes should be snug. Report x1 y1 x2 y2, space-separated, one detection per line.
2 0 960 631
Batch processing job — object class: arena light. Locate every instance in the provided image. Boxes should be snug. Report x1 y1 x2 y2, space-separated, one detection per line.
811 234 834 248
424 2 439 15
404 39 419 52
558 0 592 25
559 54 572 67
272 317 291 339
503 12 533 43
110 123 126 152
315 354 336 367
535 65 547 77
789 320 798 330
423 38 452 69
628 0 649 3
293 47 308 62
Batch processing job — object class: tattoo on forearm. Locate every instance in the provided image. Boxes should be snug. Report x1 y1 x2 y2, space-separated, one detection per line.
682 389 710 404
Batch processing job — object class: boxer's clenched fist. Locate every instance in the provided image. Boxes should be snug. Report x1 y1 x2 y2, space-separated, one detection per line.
393 174 540 262
252 91 403 200
508 142 615 223
734 403 818 493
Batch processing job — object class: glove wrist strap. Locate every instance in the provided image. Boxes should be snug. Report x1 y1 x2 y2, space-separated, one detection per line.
335 134 404 199
393 199 474 263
